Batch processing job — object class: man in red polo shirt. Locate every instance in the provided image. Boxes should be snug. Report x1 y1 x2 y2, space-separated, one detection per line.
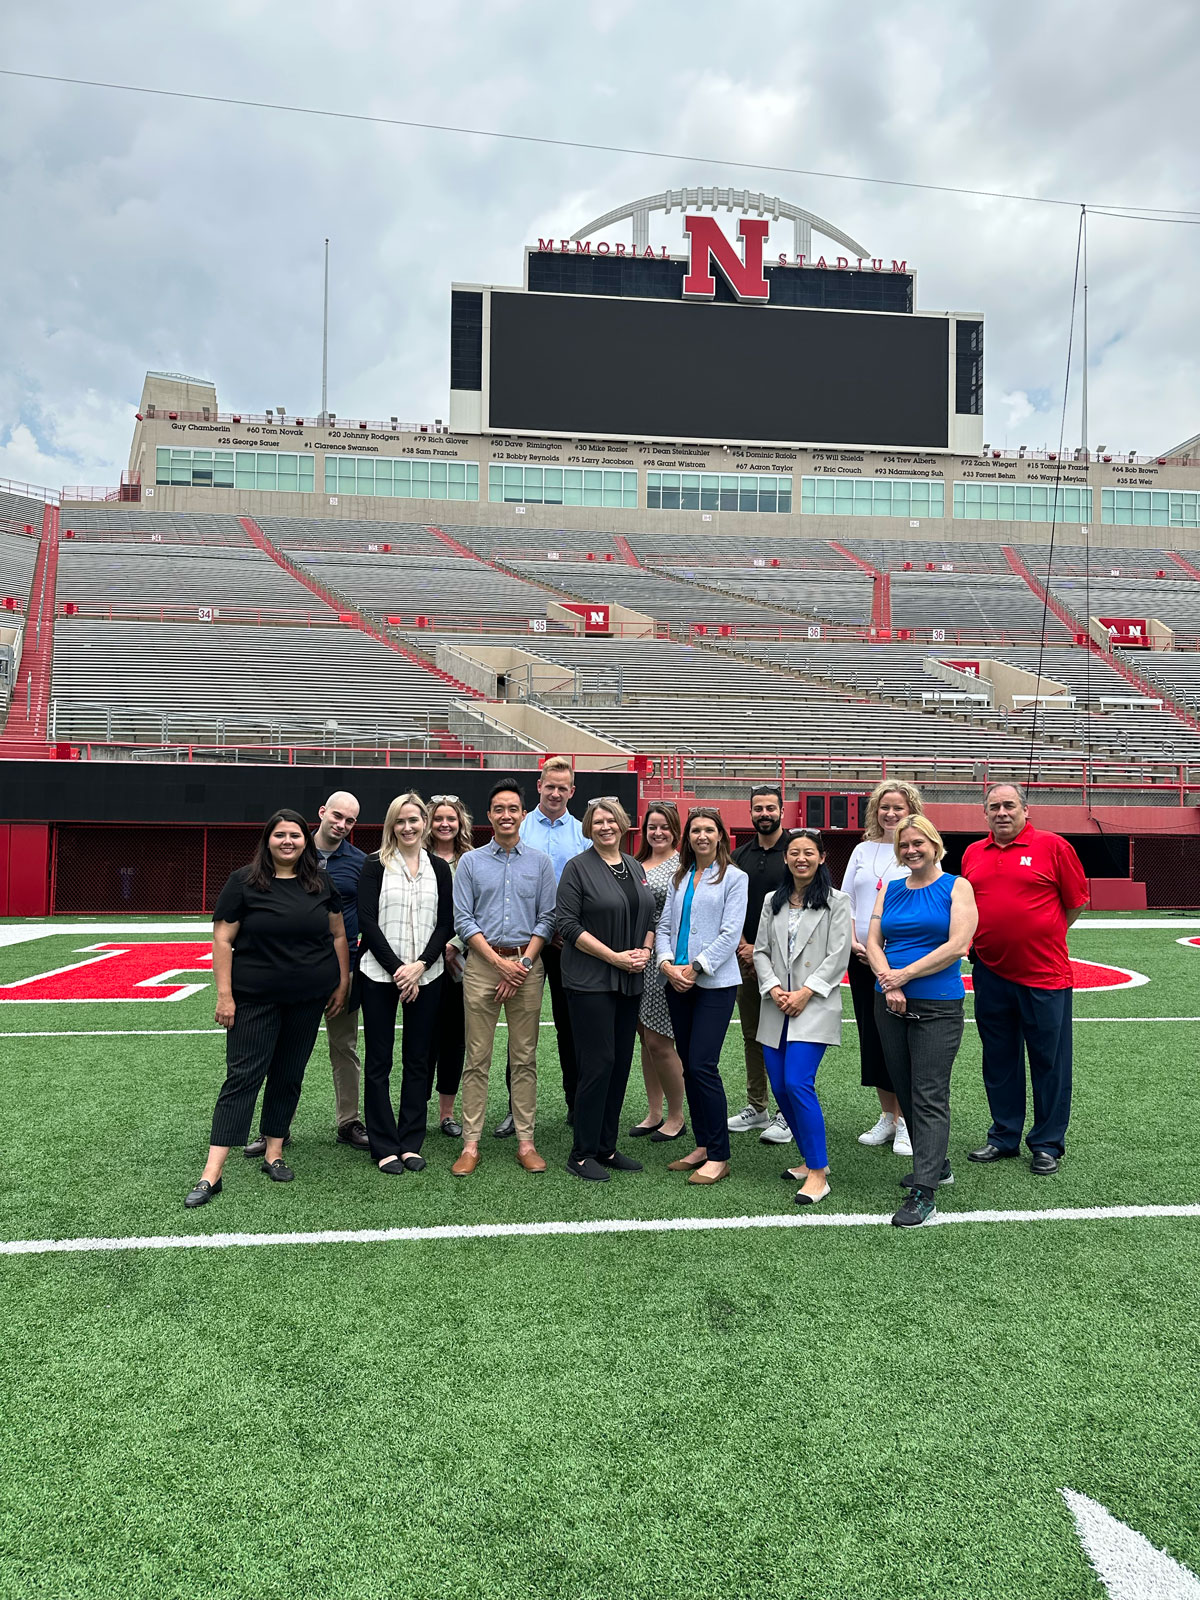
960 782 1089 1175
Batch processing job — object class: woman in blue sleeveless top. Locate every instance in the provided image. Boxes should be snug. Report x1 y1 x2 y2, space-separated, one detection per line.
866 815 977 1228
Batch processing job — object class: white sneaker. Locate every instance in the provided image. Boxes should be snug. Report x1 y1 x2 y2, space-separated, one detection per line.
858 1113 897 1147
893 1118 913 1158
727 1104 771 1133
758 1111 793 1145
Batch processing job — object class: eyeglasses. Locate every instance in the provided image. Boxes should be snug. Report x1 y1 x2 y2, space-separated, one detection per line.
430 794 461 804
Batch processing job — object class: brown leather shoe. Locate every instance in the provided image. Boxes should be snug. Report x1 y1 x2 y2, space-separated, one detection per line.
451 1148 480 1176
687 1163 731 1185
515 1147 547 1173
667 1155 707 1172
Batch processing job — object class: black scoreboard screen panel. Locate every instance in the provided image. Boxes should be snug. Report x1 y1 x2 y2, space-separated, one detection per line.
486 289 951 449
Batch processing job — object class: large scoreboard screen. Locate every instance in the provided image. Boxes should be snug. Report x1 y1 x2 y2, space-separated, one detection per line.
485 289 952 450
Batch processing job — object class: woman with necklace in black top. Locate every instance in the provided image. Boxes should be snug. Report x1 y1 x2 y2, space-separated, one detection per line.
185 809 350 1208
555 797 658 1182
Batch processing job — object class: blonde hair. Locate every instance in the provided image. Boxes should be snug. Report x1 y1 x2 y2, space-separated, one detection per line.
894 813 946 863
864 779 924 842
423 795 474 860
380 791 429 866
582 796 632 839
539 756 575 783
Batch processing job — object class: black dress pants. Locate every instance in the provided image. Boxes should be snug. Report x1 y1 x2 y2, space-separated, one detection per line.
847 952 894 1092
360 975 443 1161
210 997 327 1147
972 959 1073 1157
874 995 965 1190
430 974 465 1099
565 990 641 1161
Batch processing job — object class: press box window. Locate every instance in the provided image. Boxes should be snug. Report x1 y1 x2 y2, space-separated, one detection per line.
953 482 1092 523
1101 488 1200 528
800 477 944 517
647 473 792 512
155 448 314 492
323 457 479 501
488 466 637 507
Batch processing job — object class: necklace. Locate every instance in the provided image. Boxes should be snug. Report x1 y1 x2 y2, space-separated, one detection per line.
607 857 630 880
872 840 893 891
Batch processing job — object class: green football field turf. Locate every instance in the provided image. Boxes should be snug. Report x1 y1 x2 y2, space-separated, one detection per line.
2 916 1198 1598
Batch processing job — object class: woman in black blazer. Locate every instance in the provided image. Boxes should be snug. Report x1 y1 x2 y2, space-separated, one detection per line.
357 792 455 1174
555 797 658 1182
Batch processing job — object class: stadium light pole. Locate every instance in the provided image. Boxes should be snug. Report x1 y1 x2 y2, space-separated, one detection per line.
320 238 330 425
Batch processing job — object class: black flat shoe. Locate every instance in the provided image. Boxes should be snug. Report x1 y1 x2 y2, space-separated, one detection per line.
1030 1149 1060 1175
781 1167 807 1182
184 1178 221 1209
402 1155 427 1172
649 1123 687 1143
628 1120 663 1138
244 1134 290 1158
566 1156 610 1182
378 1157 404 1176
968 1143 1019 1163
600 1150 643 1172
440 1117 462 1138
493 1112 516 1139
261 1158 294 1183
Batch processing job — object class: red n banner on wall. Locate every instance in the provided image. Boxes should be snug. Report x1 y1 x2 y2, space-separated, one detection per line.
1098 617 1149 647
559 602 612 634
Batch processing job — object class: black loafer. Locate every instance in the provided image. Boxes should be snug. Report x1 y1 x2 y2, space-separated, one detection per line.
968 1143 1019 1163
599 1150 643 1172
440 1117 462 1138
402 1154 427 1172
337 1120 370 1149
493 1112 516 1139
1030 1149 1060 1175
244 1134 291 1159
566 1156 610 1182
184 1177 221 1209
628 1120 663 1138
261 1158 294 1183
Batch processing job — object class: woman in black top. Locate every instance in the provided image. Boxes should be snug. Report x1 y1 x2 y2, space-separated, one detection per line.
185 809 350 1208
555 797 658 1181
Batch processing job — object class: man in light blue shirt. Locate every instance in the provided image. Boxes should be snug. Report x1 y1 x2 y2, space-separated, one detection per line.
513 756 589 1128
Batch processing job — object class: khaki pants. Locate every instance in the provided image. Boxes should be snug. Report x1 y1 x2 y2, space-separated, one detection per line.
325 1003 361 1128
461 953 544 1143
735 976 771 1113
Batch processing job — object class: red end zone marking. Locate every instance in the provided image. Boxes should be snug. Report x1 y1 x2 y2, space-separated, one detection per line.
1177 937 1200 949
842 958 1148 992
0 942 213 1003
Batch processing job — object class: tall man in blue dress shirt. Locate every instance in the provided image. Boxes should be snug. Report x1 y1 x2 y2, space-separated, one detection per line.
503 755 588 1129
452 778 557 1176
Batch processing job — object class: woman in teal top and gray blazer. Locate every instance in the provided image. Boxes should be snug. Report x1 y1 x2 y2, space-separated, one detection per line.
655 807 748 1185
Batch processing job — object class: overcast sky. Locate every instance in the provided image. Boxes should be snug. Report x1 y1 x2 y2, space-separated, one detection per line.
2 0 1198 491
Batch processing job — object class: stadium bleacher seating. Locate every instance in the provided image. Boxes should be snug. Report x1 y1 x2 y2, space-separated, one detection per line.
286 550 562 628
672 569 874 626
501 559 788 629
56 543 318 614
629 532 854 568
259 517 454 554
58 509 250 543
0 489 46 527
50 620 461 748
1050 577 1200 637
840 538 1015 573
0 529 41 608
889 573 1076 638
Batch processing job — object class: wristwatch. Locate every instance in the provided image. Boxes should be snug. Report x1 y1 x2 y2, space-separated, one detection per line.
518 955 534 970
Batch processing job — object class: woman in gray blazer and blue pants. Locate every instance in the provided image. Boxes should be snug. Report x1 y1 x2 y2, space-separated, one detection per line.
556 798 659 1182
753 829 853 1205
655 808 748 1185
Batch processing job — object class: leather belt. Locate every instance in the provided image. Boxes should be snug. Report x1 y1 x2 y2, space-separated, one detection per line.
491 944 527 958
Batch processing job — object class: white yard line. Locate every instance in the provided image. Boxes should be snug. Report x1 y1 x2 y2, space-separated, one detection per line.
0 1022 553 1039
3 1202 1198 1258
0 923 211 948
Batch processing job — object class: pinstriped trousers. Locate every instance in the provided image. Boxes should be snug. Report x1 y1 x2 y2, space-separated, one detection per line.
210 998 327 1147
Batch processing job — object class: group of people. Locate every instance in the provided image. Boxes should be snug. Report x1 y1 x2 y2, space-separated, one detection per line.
185 762 1089 1228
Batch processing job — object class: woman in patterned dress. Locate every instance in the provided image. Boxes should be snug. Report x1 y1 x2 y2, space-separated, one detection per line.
628 804 687 1142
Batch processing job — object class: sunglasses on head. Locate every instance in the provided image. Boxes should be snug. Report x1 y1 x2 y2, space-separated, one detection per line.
585 795 620 808
430 795 461 804
789 827 823 840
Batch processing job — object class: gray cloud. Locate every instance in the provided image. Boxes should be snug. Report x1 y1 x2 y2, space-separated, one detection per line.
1 0 1197 489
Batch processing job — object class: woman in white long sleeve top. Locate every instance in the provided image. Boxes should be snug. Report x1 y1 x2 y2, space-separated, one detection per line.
840 780 922 1156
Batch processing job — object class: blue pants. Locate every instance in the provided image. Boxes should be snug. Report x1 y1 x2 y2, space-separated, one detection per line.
972 959 1073 1157
763 1038 828 1169
666 985 738 1163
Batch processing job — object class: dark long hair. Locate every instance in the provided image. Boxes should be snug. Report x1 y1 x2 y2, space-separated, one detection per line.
770 829 833 915
635 802 682 863
675 806 733 887
247 808 324 893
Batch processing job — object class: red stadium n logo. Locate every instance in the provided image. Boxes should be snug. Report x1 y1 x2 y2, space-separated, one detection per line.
0 942 213 1003
682 216 770 302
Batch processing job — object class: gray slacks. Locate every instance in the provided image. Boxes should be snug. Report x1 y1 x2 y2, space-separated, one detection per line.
874 995 965 1190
